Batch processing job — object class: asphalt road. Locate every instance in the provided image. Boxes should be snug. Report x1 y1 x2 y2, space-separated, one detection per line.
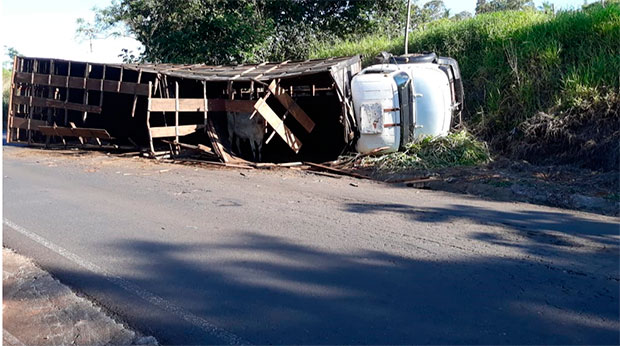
3 146 619 345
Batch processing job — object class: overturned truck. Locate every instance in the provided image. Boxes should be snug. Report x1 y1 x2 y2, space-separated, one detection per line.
7 55 362 163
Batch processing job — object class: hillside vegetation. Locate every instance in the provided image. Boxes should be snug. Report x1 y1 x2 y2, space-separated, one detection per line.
312 3 620 170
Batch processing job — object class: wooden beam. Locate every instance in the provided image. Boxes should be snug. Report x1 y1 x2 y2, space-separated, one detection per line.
253 97 302 153
267 80 315 133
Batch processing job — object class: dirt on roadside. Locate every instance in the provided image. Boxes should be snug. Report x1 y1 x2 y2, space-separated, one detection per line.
363 158 619 216
4 145 618 216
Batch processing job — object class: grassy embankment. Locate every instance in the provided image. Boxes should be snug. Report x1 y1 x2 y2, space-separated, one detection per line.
313 3 620 171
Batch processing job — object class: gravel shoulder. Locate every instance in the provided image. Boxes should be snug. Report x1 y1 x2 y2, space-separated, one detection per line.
2 247 157 346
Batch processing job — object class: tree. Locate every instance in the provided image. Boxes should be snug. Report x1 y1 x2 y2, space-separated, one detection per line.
476 0 535 13
453 11 473 20
82 0 409 64
422 0 447 22
475 0 488 14
3 46 20 69
539 1 555 14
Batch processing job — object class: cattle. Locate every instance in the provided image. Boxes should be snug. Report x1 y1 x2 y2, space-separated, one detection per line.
227 111 267 161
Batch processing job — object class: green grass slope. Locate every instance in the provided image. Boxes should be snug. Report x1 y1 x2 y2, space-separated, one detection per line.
312 3 620 170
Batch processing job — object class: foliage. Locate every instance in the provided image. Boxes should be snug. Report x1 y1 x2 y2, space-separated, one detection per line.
3 46 20 69
362 131 491 171
476 0 535 14
82 0 410 64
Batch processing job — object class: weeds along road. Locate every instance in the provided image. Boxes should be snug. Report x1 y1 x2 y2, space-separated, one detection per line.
3 146 619 345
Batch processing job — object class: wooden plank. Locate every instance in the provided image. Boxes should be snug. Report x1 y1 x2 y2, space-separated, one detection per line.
10 117 47 130
37 126 112 140
224 100 255 113
14 72 149 95
148 98 255 113
12 95 101 113
253 97 302 153
71 128 113 139
149 98 175 111
150 124 205 138
38 126 74 137
268 81 315 132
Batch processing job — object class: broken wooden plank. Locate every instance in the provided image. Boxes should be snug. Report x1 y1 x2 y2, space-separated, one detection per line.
253 97 302 153
205 119 227 162
161 139 216 156
149 124 205 138
267 81 315 133
304 162 371 180
385 176 439 184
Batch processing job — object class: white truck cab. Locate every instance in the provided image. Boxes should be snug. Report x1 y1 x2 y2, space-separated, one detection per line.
351 53 463 153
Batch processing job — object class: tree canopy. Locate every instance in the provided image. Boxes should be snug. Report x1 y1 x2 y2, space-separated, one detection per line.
85 0 409 64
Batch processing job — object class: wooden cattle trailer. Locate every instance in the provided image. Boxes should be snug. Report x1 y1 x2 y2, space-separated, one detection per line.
6 55 361 163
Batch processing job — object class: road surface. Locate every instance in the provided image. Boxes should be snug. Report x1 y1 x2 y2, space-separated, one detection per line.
3 146 619 345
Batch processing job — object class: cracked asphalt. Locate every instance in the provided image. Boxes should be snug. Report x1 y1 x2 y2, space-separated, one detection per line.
3 146 619 345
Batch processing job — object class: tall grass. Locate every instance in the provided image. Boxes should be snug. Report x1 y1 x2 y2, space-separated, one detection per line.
312 3 620 149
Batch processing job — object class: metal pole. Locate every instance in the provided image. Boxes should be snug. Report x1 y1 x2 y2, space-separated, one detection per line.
404 0 412 55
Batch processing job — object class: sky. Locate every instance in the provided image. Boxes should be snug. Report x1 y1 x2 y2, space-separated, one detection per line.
1 0 592 65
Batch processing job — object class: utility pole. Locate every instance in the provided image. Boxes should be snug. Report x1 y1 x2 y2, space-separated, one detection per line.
404 0 412 55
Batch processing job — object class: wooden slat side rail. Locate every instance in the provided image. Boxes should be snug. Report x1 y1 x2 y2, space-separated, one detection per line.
267 81 315 133
148 99 255 113
253 97 302 153
12 95 102 113
37 126 113 140
13 72 149 96
10 117 47 130
149 124 205 138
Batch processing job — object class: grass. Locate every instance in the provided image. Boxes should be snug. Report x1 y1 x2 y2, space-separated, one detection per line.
2 68 11 128
362 130 491 172
312 3 620 170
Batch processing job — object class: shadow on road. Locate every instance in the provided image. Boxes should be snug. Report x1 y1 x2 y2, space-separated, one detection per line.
37 225 620 345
